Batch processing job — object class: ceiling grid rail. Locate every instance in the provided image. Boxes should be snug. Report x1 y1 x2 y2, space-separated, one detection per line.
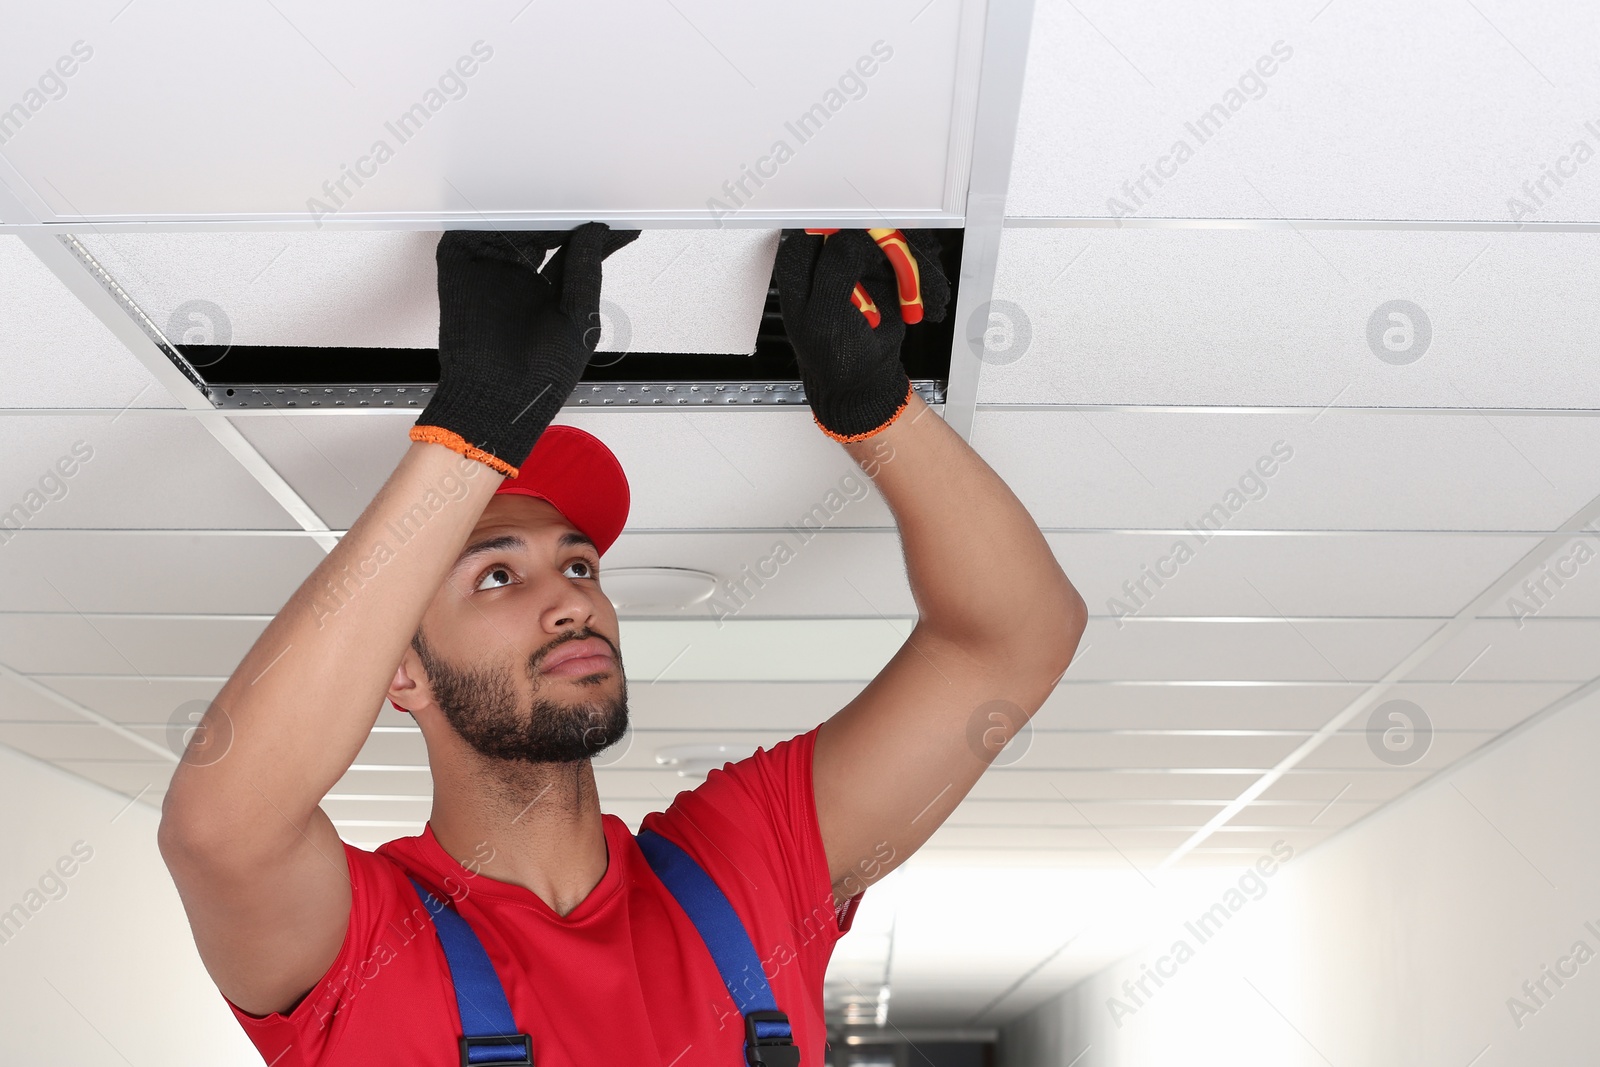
1 168 339 551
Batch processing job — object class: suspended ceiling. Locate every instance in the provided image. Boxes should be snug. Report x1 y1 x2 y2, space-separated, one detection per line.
3 0 1600 1034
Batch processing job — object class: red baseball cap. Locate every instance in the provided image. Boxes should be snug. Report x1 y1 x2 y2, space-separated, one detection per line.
388 425 628 717
493 424 630 556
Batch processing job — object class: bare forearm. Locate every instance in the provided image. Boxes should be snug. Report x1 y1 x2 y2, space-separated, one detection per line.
164 442 499 841
842 395 1085 652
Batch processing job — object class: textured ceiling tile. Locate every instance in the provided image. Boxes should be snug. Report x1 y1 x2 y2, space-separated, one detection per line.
0 414 299 530
75 229 777 354
983 228 1600 407
0 236 179 409
0 671 84 723
0 614 265 676
76 231 442 350
1411 618 1600 682
1064 618 1438 683
0 721 167 762
29 676 232 727
1010 0 1599 220
229 409 893 531
1050 531 1539 618
1038 680 1578 732
973 409 1600 531
9 4 966 219
0 531 327 614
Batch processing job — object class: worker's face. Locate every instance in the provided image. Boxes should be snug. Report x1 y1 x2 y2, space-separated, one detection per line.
406 495 627 765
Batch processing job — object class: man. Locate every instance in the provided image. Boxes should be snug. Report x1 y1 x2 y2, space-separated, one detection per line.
159 224 1086 1066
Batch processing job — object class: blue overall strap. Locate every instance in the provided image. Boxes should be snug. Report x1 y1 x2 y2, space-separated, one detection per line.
635 829 800 1067
408 878 533 1067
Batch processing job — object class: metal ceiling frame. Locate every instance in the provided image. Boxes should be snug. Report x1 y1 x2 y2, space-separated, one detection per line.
939 0 1036 441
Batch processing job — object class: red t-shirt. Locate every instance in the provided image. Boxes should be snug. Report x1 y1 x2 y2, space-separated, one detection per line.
226 727 859 1066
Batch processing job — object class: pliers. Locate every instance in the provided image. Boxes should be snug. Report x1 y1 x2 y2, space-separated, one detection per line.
803 228 928 328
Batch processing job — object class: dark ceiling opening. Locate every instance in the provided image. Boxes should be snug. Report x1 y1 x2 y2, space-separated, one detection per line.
181 229 963 409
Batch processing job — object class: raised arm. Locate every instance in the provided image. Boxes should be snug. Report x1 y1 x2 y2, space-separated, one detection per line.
157 225 636 1015
774 229 1087 903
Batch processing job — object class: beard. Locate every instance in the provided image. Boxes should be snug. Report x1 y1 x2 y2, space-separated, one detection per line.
414 627 629 765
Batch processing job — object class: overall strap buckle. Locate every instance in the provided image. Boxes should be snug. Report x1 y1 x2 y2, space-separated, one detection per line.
743 1010 799 1067
459 1033 533 1066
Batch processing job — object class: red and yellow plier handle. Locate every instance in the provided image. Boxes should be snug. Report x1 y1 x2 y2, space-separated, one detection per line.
804 228 926 328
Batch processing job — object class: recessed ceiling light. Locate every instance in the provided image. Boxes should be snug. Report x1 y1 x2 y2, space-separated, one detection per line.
604 567 719 612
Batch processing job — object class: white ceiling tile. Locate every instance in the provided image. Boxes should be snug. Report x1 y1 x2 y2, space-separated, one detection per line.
50 674 865 733
1297 730 1500 771
1229 799 1381 831
0 670 85 723
344 727 1304 775
1330 682 1579 732
1479 531 1600 619
0 616 906 684
918 826 1163 851
1410 618 1600 682
51 759 175 796
229 409 895 530
323 797 432 823
1257 769 1427 802
1010 0 1594 220
1042 681 1577 731
565 409 899 530
1052 531 1538 618
0 615 910 683
351 728 426 766
226 412 414 529
0 531 327 613
77 231 441 350
625 681 865 729
0 414 299 529
984 228 1600 407
75 229 778 354
585 230 778 355
331 766 434 797
618 619 907 682
0 236 179 409
0 721 169 762
8 4 971 220
1010 731 1301 770
606 530 912 617
0 614 263 675
1064 618 1437 682
30 676 236 726
1045 683 1354 730
973 409 1600 531
973 771 1255 802
939 799 1245 829
613 529 1541 619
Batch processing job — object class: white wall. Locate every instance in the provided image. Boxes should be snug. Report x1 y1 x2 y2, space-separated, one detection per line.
999 682 1600 1067
0 745 259 1065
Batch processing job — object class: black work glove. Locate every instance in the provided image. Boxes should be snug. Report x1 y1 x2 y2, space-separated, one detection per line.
773 228 950 441
411 223 640 476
